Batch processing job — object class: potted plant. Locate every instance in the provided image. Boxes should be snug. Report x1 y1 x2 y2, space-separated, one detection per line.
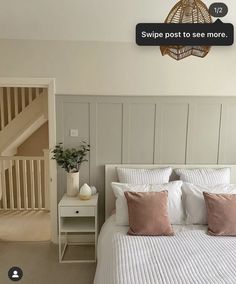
51 142 90 196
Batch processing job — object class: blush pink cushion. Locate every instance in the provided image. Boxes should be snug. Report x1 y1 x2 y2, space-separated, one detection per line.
203 192 236 236
124 191 174 236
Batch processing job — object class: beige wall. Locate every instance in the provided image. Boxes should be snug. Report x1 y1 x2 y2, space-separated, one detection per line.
17 121 49 156
0 39 235 96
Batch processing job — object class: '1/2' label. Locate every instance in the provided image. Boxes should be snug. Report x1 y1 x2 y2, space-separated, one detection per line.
209 3 228 18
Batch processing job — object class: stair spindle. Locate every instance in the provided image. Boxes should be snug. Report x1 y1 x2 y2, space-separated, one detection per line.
15 160 21 210
14 87 19 118
29 88 33 103
6 87 12 124
21 88 26 110
0 160 7 209
9 160 14 209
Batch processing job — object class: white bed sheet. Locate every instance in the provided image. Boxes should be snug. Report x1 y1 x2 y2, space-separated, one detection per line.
94 215 236 284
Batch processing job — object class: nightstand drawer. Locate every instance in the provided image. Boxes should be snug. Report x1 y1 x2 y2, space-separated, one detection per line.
60 206 95 217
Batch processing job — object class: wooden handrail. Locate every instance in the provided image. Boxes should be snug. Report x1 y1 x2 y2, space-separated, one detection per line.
0 156 44 160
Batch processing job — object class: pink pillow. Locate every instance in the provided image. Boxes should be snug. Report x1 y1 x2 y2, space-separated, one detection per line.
124 191 174 236
203 192 236 236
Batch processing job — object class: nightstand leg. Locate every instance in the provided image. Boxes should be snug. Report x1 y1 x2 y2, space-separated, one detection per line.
59 232 68 262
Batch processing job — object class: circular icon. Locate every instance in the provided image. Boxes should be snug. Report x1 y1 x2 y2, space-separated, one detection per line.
209 3 228 18
8 267 23 282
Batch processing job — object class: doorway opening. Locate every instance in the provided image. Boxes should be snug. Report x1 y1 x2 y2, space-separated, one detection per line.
0 78 57 243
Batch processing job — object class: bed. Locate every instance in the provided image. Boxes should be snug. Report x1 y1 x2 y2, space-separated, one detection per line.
94 164 236 284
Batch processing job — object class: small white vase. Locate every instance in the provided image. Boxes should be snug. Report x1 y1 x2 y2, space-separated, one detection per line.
79 183 92 200
66 172 79 197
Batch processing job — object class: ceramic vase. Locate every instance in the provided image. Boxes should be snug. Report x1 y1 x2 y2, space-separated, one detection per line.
66 172 79 197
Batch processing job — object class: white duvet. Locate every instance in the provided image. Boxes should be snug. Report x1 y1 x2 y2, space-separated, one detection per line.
94 215 236 284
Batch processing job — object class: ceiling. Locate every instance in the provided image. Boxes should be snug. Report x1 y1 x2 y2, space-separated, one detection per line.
0 0 233 42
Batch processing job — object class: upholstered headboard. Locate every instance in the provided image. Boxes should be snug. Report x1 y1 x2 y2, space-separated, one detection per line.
105 164 236 219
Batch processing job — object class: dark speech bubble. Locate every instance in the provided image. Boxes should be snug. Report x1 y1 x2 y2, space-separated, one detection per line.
136 19 234 46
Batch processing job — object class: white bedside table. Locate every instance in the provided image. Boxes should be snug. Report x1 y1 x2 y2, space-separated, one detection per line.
58 193 98 263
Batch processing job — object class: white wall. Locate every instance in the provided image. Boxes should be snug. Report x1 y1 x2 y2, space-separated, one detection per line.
0 0 234 41
0 0 235 96
0 39 235 96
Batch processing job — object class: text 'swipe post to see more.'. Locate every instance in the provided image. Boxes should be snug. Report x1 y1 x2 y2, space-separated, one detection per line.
136 2 234 47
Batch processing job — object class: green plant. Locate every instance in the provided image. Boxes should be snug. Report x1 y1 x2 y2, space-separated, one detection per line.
51 142 90 173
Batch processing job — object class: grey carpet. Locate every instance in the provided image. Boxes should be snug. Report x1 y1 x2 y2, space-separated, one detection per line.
0 241 96 284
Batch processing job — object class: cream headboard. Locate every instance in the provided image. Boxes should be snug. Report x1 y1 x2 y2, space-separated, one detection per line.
105 164 236 219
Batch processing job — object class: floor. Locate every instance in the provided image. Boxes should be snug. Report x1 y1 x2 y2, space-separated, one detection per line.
0 241 96 284
0 210 50 241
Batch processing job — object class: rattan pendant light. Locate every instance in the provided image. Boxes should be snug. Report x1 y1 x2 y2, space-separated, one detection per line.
160 0 212 60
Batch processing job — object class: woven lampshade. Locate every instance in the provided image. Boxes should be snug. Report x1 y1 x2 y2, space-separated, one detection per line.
160 0 212 60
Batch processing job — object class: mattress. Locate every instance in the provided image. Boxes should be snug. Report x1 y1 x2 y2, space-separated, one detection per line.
94 215 236 284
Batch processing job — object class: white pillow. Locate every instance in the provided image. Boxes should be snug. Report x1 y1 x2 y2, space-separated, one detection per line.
174 168 230 186
182 182 236 225
112 183 150 226
151 181 184 224
111 181 184 225
117 167 172 184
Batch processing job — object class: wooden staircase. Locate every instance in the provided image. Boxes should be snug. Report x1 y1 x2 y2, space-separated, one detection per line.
0 87 48 155
0 87 49 210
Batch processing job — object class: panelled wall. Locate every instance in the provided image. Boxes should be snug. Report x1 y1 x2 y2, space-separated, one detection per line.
56 95 236 224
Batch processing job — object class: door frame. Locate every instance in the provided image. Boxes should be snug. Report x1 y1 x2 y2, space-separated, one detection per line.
0 77 58 243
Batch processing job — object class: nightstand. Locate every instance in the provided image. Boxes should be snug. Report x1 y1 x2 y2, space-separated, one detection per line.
58 193 98 263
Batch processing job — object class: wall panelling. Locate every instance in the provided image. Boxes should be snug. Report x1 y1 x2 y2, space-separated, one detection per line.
56 95 236 226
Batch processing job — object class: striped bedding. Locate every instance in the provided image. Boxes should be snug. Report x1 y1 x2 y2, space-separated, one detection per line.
94 216 236 284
